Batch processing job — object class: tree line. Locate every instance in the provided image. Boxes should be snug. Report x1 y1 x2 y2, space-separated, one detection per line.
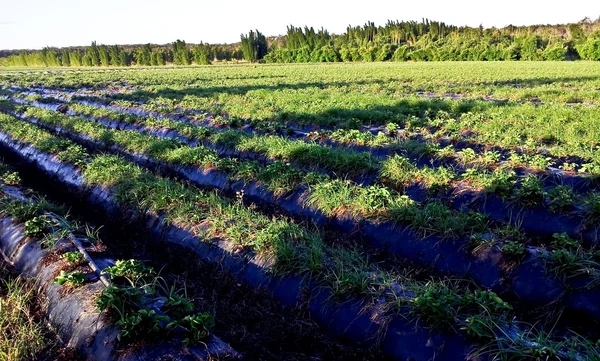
0 40 244 67
264 18 600 62
2 18 600 67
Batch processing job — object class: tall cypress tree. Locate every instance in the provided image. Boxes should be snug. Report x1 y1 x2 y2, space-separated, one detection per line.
240 30 267 62
99 45 110 66
193 42 212 65
42 48 60 66
69 51 82 66
119 51 130 66
82 54 92 66
172 40 191 65
60 49 71 66
135 44 152 66
87 41 100 66
109 45 121 66
150 49 166 66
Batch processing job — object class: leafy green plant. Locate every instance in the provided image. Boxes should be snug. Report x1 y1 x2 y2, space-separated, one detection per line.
461 315 498 340
54 271 86 287
103 259 156 285
61 252 83 265
487 170 517 198
560 162 579 172
380 155 455 191
420 166 456 191
1 200 39 222
409 282 511 330
547 247 600 285
528 155 554 170
462 315 495 339
434 145 456 159
386 122 399 134
468 289 513 314
330 129 376 146
406 289 453 326
482 151 501 165
464 168 516 198
256 161 302 196
458 148 478 164
96 285 143 313
501 241 526 259
514 175 544 206
57 145 89 167
168 313 215 346
380 155 418 188
163 293 196 319
550 233 579 250
24 216 53 237
1 172 21 185
580 162 600 176
115 309 168 341
302 171 330 187
546 185 574 212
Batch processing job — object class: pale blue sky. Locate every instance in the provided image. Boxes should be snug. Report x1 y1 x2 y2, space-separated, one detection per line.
1 0 599 50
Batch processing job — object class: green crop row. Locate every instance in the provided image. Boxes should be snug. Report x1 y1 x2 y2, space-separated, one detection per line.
9 101 600 288
14 99 600 230
0 112 522 336
4 63 600 105
0 170 216 345
1 108 600 360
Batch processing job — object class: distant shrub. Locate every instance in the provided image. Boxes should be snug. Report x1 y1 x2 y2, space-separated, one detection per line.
577 31 600 60
543 42 568 61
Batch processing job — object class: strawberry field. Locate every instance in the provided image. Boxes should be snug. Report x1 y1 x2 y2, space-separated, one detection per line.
1 61 600 360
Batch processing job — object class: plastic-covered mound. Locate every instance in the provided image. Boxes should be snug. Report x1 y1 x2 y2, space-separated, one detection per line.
0 199 239 361
5 114 600 321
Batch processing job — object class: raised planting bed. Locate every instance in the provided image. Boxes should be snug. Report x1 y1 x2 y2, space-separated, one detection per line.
0 168 238 361
0 113 597 361
3 103 600 322
8 94 600 247
11 87 600 185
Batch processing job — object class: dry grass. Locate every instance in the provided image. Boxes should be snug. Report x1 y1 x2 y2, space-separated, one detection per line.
0 264 47 361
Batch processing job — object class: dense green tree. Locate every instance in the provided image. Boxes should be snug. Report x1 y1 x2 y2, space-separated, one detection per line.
543 41 568 60
569 23 586 44
311 45 338 62
99 45 110 66
392 45 410 61
2 18 600 67
119 51 131 66
82 54 92 66
172 40 191 65
59 49 70 66
134 44 152 66
240 30 267 62
109 45 122 66
38 48 60 67
520 35 543 60
212 44 238 61
375 44 393 61
82 42 100 66
69 51 82 66
150 48 166 66
577 30 600 60
89 41 100 66
193 42 212 65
